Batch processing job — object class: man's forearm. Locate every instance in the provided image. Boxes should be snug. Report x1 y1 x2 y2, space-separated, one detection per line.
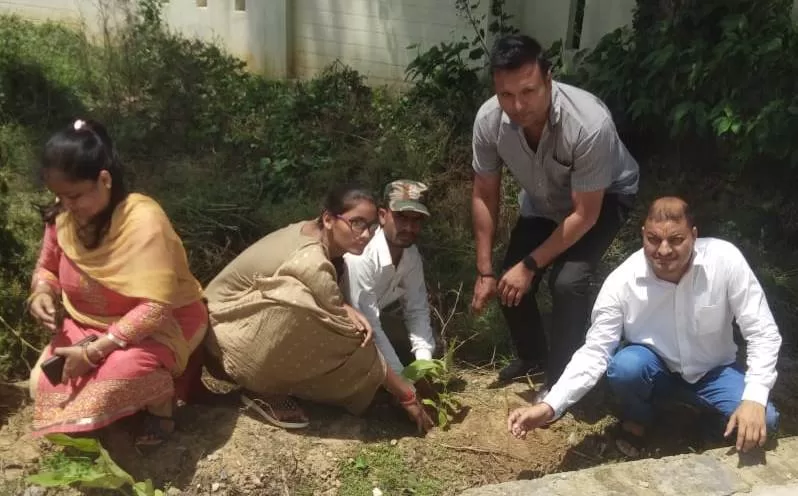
531 211 596 268
473 201 498 272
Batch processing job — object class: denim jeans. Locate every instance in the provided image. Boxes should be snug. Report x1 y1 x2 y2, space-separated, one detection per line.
606 344 779 433
500 193 633 386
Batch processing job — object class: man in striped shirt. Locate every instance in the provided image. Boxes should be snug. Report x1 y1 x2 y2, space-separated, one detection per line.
470 34 639 391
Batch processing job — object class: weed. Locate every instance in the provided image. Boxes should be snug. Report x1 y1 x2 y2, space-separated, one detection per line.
339 444 442 496
27 434 164 495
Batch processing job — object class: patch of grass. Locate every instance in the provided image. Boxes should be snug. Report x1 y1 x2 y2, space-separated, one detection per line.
339 444 443 496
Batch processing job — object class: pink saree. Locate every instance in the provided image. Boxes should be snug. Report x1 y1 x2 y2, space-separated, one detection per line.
30 196 207 436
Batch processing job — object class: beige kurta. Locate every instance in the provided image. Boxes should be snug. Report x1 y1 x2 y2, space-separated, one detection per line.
203 222 386 414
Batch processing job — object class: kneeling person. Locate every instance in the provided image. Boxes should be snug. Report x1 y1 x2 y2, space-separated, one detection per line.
508 197 781 454
343 180 436 375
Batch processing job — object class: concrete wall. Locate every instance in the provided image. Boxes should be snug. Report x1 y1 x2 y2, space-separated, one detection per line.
292 0 483 86
3 0 798 83
580 0 636 49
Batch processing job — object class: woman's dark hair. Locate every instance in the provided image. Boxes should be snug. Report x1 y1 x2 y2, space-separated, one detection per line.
489 34 552 75
39 119 128 249
316 183 376 227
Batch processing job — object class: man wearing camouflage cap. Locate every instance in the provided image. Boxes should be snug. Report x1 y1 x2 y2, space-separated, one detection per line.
342 180 435 375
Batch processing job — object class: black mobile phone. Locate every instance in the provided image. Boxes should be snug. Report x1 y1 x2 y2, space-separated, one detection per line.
40 335 98 385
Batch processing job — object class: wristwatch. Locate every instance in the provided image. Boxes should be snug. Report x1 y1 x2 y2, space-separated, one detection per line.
522 254 539 272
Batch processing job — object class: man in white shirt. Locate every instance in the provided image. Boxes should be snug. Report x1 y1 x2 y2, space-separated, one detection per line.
343 180 436 375
508 197 781 455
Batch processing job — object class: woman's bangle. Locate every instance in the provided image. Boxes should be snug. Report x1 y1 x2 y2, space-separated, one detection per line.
106 332 128 348
399 388 417 406
477 272 495 279
82 344 100 368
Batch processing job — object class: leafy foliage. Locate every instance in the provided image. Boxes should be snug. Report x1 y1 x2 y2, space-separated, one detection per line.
402 357 463 430
28 434 164 495
569 0 798 177
404 0 518 131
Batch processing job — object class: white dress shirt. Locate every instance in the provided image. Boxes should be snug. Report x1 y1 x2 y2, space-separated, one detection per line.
544 238 782 417
342 228 435 374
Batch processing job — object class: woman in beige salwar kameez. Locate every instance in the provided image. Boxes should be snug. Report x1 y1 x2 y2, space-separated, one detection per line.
203 185 432 432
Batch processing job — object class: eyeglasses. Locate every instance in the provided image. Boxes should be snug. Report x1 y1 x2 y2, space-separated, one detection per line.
336 215 379 235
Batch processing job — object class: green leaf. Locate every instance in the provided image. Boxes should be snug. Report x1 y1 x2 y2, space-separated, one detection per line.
716 117 731 135
95 444 135 486
45 434 101 453
671 102 692 125
401 359 444 382
133 479 160 496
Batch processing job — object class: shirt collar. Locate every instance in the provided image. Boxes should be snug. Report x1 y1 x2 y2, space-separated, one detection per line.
373 228 394 269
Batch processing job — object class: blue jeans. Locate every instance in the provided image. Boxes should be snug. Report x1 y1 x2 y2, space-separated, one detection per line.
606 344 779 433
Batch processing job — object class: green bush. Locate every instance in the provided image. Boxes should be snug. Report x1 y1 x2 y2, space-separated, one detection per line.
0 2 499 379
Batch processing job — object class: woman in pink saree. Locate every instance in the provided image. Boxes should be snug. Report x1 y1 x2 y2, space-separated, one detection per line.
27 119 208 448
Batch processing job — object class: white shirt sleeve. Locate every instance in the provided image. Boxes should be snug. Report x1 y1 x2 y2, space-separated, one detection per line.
343 255 406 375
400 252 435 360
725 246 782 406
543 277 625 417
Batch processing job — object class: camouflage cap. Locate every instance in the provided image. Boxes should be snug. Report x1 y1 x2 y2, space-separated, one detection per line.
384 179 430 216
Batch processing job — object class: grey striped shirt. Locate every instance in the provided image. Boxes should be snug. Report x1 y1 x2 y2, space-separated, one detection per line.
472 81 639 223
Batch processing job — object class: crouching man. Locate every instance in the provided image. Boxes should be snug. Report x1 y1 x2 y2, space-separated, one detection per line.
343 180 436 376
508 197 781 455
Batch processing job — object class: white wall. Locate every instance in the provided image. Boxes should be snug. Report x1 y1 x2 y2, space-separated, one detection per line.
161 0 288 77
580 0 636 49
516 0 578 49
292 0 484 86
0 0 109 32
3 0 798 83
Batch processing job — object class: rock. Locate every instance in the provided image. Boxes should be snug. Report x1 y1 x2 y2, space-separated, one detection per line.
211 482 221 492
207 453 220 461
251 476 262 486
166 487 182 496
22 487 46 496
372 489 384 496
390 439 398 446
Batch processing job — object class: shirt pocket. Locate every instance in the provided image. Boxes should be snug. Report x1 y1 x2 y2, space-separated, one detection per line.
694 304 728 334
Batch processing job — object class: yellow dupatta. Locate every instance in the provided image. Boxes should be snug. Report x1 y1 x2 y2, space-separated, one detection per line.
56 193 203 374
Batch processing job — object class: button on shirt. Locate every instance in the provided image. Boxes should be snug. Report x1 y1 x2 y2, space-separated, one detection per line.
342 228 435 374
472 81 639 222
544 238 782 417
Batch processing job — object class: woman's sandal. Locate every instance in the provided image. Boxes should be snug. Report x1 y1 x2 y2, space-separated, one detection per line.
608 423 647 458
134 413 175 452
241 393 309 429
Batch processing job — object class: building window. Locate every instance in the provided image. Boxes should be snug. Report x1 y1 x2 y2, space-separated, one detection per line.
196 0 207 7
234 0 246 11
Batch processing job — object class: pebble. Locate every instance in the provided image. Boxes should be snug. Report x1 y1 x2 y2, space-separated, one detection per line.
252 476 262 486
22 487 46 496
211 482 221 492
567 432 579 447
207 453 220 461
390 439 398 446
166 488 182 496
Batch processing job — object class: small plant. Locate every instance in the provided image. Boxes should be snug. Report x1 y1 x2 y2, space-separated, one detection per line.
402 357 462 430
27 434 164 495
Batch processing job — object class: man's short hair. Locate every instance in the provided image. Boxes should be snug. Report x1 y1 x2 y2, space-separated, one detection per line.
645 196 694 228
489 34 552 75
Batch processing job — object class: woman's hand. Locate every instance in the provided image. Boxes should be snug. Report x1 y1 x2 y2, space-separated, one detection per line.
53 345 94 384
401 397 434 434
29 292 58 332
343 304 373 347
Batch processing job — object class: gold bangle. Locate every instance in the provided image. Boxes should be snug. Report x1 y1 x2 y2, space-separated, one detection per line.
82 344 100 368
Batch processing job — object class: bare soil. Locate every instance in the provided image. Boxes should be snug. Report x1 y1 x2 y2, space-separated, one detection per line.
2 355 797 496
